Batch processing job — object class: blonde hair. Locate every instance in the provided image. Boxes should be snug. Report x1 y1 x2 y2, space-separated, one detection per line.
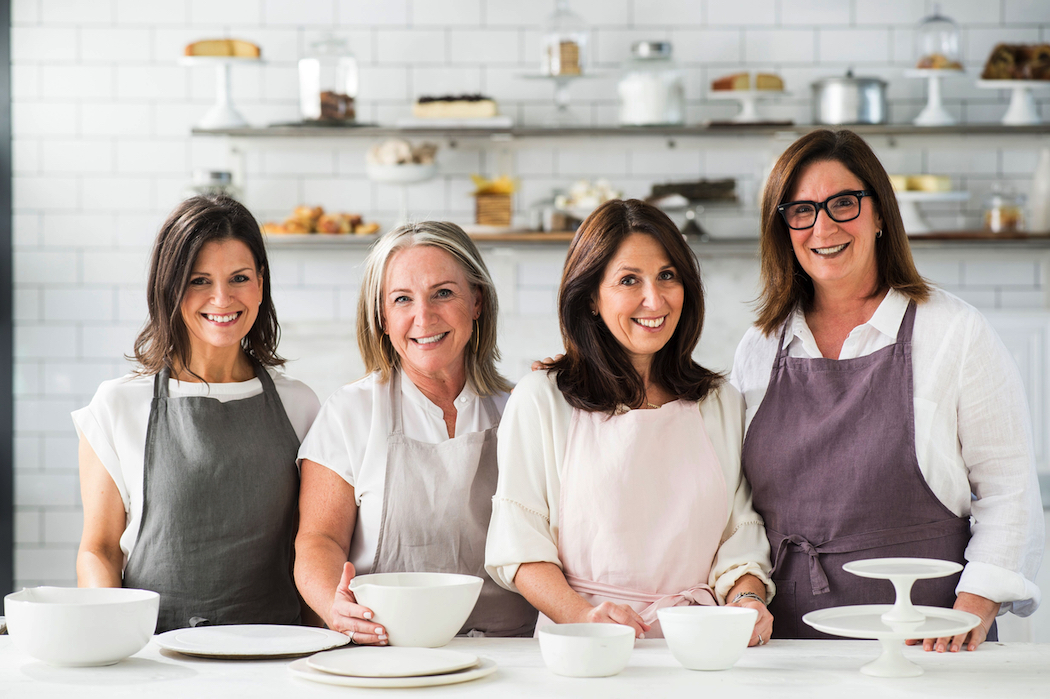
356 221 511 395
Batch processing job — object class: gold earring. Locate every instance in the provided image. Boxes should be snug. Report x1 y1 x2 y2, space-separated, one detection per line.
473 318 480 353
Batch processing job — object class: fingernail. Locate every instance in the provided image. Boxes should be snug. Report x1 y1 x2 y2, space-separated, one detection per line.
363 612 373 620
951 643 959 652
378 634 387 641
639 633 645 640
375 627 384 635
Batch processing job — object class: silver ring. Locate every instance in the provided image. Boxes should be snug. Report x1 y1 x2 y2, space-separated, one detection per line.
348 631 357 644
758 633 765 646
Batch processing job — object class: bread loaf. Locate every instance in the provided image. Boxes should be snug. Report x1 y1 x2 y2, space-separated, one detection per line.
185 39 261 58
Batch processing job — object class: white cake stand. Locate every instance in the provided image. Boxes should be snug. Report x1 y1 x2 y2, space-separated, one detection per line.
895 190 969 233
707 90 786 123
904 69 963 126
520 73 605 126
802 557 979 678
977 80 1050 125
367 162 438 224
180 56 262 130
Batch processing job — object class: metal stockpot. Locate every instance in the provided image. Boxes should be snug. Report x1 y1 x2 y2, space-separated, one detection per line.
812 70 888 125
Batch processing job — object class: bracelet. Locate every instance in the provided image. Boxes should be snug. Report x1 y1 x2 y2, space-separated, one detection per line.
731 591 764 605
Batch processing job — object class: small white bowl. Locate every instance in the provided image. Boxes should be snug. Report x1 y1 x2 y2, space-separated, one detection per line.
349 572 483 648
538 623 635 677
4 587 159 666
658 606 757 671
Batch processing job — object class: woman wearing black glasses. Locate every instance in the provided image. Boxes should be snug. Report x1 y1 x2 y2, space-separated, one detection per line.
731 129 1042 650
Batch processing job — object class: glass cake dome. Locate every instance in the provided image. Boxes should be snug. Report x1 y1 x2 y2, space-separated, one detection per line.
915 4 961 70
540 0 589 76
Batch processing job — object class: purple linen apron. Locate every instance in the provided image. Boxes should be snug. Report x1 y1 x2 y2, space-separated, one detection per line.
741 302 982 639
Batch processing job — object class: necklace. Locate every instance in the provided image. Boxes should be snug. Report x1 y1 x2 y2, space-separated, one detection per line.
646 402 660 409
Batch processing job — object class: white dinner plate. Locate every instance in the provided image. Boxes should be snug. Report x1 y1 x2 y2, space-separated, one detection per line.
154 624 350 659
842 558 962 580
803 605 980 640
289 656 497 688
308 646 478 678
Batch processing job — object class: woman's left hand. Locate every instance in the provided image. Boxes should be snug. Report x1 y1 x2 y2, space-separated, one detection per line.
728 596 774 647
905 592 1000 652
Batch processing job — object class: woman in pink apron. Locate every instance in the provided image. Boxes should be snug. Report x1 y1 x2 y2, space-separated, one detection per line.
296 222 536 645
486 200 774 643
733 129 1043 651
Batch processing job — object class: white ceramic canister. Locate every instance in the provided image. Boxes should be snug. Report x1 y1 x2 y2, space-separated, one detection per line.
618 41 685 126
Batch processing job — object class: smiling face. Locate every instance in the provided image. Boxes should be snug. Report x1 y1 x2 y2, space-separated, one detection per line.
594 232 684 376
382 245 481 385
179 238 263 358
788 159 883 296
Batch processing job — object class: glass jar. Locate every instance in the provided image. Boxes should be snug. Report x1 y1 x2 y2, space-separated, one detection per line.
299 35 358 122
984 187 1026 233
618 41 685 126
540 0 588 76
915 3 961 69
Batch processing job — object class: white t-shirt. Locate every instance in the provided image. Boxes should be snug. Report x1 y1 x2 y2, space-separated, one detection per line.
297 370 510 576
72 368 321 565
731 287 1044 616
485 370 774 605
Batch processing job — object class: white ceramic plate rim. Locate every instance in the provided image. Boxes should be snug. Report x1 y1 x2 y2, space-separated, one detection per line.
153 624 350 659
289 656 497 688
842 558 963 580
803 605 980 640
977 79 1050 88
307 647 479 678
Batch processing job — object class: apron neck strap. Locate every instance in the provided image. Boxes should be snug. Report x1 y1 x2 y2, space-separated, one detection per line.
155 367 171 399
390 370 405 436
896 300 918 345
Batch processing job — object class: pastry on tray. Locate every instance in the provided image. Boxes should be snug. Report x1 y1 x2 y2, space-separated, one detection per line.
412 94 499 119
264 206 378 236
981 43 1050 80
185 39 261 58
711 72 783 91
917 53 963 70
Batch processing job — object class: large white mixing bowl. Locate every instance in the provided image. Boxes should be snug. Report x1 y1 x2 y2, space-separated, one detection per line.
349 572 483 647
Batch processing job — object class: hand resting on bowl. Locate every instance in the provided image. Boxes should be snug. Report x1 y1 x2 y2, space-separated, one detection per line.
328 562 388 646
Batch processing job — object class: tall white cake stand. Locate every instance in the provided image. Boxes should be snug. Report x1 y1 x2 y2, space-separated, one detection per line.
977 80 1050 125
180 56 262 130
904 69 963 126
895 190 969 233
707 90 786 123
802 558 979 678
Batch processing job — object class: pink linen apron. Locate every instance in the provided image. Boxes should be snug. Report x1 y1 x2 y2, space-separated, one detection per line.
551 399 728 638
740 302 981 639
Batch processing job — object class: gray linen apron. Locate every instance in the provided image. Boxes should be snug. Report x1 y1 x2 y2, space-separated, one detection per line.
370 371 537 637
741 302 983 640
123 364 302 633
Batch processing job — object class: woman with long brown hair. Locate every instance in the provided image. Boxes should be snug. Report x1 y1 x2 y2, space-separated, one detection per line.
732 129 1042 650
486 199 773 643
74 195 320 632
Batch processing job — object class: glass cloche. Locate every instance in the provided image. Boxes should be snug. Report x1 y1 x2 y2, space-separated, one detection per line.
915 4 961 70
540 0 588 76
299 35 358 122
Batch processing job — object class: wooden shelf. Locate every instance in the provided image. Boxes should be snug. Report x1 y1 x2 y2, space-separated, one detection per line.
197 123 1050 140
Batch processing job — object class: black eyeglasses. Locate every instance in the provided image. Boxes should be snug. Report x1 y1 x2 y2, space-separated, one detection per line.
777 190 874 230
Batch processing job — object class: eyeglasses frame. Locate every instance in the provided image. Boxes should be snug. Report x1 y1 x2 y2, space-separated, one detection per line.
776 190 874 230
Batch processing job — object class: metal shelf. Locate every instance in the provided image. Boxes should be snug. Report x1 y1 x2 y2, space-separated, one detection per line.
196 123 1050 140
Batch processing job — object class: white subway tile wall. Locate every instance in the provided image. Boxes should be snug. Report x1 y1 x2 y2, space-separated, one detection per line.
9 0 1050 597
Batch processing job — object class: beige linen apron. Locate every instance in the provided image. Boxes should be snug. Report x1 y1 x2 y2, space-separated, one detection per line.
548 399 728 638
370 371 537 637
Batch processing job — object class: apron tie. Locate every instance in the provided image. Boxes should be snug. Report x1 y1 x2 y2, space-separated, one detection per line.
772 533 830 596
565 574 717 626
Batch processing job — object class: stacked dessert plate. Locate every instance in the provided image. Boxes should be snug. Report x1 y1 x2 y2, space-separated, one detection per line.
289 647 497 688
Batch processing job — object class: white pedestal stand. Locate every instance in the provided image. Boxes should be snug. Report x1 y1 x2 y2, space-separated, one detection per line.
707 90 786 123
802 558 980 678
180 56 262 130
978 80 1050 126
367 163 438 225
904 69 963 126
895 191 969 233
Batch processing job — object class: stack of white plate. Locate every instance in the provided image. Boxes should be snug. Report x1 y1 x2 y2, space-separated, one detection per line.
289 647 497 689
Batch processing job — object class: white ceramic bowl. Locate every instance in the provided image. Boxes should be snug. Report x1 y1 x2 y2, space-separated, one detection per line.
658 606 757 671
4 587 160 666
348 572 483 647
538 623 635 677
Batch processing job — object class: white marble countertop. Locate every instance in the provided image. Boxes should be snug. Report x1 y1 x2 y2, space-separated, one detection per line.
1 636 1048 699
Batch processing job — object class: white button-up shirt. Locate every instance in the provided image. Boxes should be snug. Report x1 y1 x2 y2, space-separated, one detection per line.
731 287 1044 615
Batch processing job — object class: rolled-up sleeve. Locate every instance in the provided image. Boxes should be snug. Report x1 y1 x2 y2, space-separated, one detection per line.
485 371 571 593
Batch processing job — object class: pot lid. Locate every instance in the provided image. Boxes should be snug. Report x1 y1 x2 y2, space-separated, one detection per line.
811 68 887 87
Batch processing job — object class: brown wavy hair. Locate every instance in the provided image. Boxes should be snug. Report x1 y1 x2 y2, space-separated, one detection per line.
756 129 930 335
132 195 283 377
547 199 722 414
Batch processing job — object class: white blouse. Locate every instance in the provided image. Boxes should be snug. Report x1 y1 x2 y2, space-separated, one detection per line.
71 368 321 565
297 370 509 576
485 370 774 604
731 287 1044 616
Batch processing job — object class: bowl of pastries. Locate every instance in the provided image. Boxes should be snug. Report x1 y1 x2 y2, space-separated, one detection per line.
262 206 380 236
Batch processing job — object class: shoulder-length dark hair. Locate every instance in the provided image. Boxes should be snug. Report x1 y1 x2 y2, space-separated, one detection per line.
756 128 930 335
547 199 722 414
132 195 283 376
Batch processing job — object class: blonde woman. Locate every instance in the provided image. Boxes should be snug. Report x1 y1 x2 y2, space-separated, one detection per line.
294 222 537 645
